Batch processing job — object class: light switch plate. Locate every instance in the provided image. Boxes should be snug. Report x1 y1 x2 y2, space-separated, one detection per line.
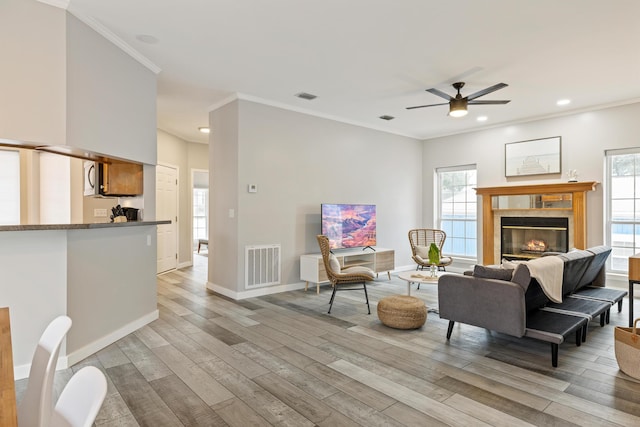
248 184 257 193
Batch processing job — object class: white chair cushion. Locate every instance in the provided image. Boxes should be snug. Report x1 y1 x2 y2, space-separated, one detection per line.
415 245 429 258
342 266 375 279
328 253 341 272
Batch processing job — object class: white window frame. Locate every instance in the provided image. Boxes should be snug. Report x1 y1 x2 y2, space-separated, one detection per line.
435 164 477 259
192 188 209 249
605 147 640 273
0 149 20 225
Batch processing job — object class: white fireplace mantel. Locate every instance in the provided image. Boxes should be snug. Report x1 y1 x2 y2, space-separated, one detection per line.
475 181 599 265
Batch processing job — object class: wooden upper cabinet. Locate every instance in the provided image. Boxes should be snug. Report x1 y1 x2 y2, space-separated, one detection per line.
101 161 143 196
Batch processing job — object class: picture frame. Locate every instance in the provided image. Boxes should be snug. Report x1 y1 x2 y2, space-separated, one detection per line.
505 136 561 177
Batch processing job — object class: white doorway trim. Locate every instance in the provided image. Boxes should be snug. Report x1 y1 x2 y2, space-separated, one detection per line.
156 163 179 274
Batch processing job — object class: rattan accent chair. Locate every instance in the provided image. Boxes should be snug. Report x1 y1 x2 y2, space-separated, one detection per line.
316 235 375 314
408 229 453 271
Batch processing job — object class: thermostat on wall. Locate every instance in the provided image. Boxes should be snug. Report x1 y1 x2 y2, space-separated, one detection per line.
248 184 257 193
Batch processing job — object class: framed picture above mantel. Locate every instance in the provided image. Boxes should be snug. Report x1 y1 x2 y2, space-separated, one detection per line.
505 136 561 177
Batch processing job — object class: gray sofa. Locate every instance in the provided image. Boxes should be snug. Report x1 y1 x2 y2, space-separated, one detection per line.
438 246 626 366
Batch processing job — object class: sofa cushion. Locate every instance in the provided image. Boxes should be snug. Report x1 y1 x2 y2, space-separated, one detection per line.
473 265 513 281
511 264 532 292
580 246 612 288
557 250 593 295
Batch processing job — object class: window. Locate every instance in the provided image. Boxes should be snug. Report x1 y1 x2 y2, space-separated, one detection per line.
0 149 20 225
606 148 640 272
193 188 208 249
436 165 477 258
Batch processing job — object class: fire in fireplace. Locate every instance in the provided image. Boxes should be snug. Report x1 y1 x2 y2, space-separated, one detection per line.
501 217 569 260
524 239 547 253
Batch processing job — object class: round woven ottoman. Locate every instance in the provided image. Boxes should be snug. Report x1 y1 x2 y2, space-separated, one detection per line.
377 295 427 329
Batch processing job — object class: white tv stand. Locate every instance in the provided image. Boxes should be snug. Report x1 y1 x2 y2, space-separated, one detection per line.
300 247 395 294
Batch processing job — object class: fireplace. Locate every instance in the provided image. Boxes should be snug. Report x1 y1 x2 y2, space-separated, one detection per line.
501 217 569 260
475 182 598 264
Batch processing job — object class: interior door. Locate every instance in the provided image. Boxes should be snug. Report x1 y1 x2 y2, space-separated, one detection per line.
156 165 178 273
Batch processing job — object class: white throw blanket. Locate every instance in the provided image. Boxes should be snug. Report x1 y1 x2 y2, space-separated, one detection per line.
525 256 564 303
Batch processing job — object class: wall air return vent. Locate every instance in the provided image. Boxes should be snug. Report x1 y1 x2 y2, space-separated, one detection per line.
245 244 281 288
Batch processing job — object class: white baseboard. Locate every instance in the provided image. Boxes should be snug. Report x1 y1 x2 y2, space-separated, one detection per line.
65 310 159 368
14 309 159 380
178 260 192 269
207 281 309 300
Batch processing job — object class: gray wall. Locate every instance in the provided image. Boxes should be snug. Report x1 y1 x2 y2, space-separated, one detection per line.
67 226 157 356
422 101 640 261
0 0 66 144
157 129 210 265
210 102 240 292
66 13 157 164
210 100 422 295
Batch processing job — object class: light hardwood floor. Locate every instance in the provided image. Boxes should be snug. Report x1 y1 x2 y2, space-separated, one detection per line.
17 255 640 426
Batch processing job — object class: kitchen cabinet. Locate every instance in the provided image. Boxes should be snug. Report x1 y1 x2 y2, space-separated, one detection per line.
99 161 143 196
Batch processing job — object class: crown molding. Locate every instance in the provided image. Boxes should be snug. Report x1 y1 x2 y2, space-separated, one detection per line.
44 1 162 74
36 0 70 8
207 93 240 112
215 93 420 139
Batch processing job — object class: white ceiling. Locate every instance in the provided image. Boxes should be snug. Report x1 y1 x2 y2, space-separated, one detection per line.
66 0 640 144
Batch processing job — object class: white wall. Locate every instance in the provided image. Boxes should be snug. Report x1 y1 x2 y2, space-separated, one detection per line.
210 100 423 297
422 101 640 261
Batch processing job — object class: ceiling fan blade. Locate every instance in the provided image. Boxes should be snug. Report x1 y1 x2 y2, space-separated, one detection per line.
426 88 453 101
467 100 511 105
466 83 508 101
406 102 449 110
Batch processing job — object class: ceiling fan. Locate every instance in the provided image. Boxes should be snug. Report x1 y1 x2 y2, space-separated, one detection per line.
407 82 510 117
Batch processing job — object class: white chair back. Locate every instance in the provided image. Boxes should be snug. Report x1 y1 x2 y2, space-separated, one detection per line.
50 366 107 427
18 315 72 427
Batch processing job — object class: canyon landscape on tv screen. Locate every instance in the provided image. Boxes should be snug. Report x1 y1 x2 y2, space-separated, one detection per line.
321 204 376 249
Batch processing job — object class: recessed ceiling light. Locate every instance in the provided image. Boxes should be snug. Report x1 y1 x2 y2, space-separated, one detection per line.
379 115 395 121
477 116 488 122
136 34 159 44
198 127 210 134
557 99 571 106
294 92 317 100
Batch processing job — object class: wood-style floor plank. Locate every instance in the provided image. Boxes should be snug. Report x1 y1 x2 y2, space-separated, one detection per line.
27 256 640 427
107 363 183 426
199 357 314 426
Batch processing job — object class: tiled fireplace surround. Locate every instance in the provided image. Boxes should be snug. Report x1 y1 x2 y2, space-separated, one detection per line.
475 181 599 265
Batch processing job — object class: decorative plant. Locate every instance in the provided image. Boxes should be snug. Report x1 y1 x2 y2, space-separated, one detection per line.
428 243 440 265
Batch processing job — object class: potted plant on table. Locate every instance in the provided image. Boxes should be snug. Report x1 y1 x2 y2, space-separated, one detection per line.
428 243 440 278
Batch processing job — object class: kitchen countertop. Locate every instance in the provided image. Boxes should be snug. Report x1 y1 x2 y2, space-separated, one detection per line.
0 220 171 232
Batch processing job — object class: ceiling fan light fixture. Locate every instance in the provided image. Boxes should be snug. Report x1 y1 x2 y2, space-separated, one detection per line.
449 98 468 117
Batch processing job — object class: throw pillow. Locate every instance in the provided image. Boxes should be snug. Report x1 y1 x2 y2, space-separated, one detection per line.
328 253 341 273
415 245 429 259
501 258 527 270
473 265 514 281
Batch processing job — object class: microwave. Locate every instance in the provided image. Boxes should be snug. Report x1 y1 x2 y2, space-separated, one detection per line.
84 161 98 196
84 160 143 197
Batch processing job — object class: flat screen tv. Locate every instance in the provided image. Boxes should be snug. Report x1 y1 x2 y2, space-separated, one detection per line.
321 203 376 249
